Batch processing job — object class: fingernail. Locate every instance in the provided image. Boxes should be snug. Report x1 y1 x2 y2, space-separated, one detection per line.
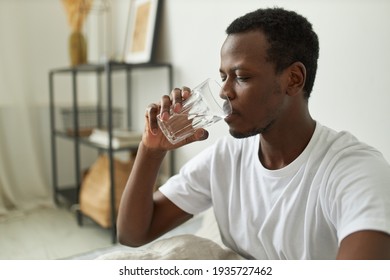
173 103 181 113
162 111 169 120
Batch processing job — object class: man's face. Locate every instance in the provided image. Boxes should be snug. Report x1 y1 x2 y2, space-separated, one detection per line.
219 31 289 138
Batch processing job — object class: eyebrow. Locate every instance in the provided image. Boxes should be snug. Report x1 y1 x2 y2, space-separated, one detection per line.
219 65 250 74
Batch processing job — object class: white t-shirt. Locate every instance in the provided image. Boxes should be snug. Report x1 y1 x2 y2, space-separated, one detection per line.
159 123 390 259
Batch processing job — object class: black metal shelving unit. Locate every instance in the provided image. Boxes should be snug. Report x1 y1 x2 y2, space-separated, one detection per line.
48 61 173 243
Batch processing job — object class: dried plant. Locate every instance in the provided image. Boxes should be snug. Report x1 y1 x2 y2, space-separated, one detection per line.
61 0 94 32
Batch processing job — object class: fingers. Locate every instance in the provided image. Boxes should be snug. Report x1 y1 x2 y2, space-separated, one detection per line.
160 87 190 118
182 129 209 144
145 103 159 135
171 87 191 113
145 86 193 138
160 94 171 121
181 86 191 99
171 88 182 113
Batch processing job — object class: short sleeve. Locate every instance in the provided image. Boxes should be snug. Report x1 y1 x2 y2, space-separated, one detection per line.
326 148 390 244
159 145 215 215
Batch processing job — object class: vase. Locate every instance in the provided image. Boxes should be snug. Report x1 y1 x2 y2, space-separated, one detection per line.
86 0 112 63
69 31 87 66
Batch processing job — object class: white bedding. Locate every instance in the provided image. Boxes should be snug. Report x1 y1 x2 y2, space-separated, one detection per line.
93 208 243 260
96 234 243 260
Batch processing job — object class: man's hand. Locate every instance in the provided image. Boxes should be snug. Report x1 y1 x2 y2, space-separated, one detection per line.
142 87 208 151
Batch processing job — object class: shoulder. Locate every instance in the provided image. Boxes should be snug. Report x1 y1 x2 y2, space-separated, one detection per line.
322 126 390 178
317 125 390 241
316 124 390 192
315 124 389 172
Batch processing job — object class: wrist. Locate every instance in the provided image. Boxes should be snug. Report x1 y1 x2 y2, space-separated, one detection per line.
138 141 167 161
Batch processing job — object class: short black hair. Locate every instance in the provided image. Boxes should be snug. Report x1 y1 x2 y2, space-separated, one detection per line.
226 7 319 98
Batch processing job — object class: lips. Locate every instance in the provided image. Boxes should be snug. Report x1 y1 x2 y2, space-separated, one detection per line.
222 100 232 116
224 110 237 123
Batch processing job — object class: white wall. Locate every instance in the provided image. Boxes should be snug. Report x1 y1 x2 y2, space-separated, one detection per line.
1 0 389 189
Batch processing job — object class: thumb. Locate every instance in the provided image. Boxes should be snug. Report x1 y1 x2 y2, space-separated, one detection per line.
193 129 209 141
175 129 209 147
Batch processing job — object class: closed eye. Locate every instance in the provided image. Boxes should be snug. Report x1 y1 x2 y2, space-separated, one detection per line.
237 76 249 82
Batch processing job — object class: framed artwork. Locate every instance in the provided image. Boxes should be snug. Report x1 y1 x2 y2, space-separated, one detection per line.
123 0 161 64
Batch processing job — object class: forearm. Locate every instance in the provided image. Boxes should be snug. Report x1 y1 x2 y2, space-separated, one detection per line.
116 142 167 246
117 88 208 246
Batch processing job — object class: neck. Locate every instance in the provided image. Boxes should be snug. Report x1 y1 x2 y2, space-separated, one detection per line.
258 111 316 170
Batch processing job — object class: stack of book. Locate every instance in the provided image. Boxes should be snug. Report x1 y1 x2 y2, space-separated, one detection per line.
88 128 142 149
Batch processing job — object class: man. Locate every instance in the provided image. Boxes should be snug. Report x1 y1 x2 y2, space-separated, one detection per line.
117 7 390 259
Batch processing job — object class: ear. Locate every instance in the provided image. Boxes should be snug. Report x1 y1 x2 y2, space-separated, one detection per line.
286 62 306 97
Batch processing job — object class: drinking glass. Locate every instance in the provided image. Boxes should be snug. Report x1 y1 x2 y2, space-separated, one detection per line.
157 78 232 144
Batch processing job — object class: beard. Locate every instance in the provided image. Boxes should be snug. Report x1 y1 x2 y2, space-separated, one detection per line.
229 126 264 139
229 129 259 139
229 119 275 139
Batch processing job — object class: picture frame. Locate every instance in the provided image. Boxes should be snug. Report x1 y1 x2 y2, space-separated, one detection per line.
123 0 161 64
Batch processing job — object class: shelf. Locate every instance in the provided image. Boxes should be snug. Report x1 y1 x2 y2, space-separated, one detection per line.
49 62 173 243
50 61 173 74
53 130 140 151
56 187 78 206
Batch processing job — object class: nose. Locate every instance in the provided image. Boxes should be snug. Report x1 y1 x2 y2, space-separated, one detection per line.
218 81 232 116
219 81 233 101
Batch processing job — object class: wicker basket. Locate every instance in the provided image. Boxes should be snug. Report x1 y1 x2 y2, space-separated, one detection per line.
79 154 134 228
60 106 123 136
